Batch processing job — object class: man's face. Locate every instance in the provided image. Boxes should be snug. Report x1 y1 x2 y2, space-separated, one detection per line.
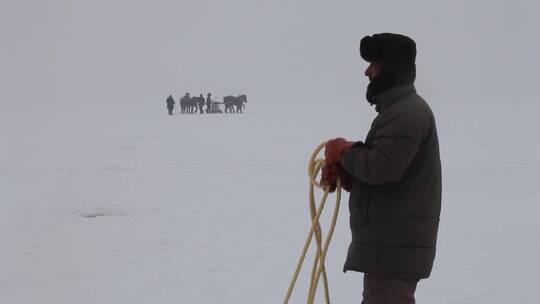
364 62 381 82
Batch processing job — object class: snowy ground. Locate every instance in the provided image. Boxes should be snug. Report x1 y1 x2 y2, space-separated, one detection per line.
2 95 539 303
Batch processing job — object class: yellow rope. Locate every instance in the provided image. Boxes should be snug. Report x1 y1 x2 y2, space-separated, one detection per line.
283 141 342 304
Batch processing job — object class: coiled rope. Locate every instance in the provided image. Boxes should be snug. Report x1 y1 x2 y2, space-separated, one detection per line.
283 141 342 304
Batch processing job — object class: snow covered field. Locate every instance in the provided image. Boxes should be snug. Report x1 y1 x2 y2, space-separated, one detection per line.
2 93 539 303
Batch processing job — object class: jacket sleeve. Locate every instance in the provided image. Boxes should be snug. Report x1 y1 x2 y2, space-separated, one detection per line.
341 111 422 185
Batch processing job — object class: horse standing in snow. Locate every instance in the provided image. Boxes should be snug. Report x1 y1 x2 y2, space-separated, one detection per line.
223 95 247 113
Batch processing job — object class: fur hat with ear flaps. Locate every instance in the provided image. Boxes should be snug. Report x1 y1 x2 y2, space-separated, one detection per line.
360 33 417 105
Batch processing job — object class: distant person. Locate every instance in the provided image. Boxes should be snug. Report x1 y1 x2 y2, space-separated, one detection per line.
321 33 441 304
166 94 175 115
206 93 213 113
198 93 205 114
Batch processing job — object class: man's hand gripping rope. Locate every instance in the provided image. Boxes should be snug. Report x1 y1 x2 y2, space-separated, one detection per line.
283 140 353 304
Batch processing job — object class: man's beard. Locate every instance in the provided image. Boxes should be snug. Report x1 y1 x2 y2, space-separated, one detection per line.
366 62 416 105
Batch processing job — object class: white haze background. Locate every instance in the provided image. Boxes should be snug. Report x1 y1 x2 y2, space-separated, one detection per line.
1 0 540 303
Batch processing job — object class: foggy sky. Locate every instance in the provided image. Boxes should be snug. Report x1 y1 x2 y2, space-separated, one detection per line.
2 0 539 107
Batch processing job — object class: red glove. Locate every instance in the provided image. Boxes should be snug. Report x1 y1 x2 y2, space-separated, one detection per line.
321 164 353 193
321 165 338 192
325 138 356 167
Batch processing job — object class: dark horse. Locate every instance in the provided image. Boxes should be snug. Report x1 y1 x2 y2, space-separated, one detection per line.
223 95 247 113
181 96 204 114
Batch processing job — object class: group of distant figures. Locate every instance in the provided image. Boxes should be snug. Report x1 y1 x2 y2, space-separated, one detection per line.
165 92 247 115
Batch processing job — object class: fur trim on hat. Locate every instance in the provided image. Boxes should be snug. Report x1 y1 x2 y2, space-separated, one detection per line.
360 33 416 63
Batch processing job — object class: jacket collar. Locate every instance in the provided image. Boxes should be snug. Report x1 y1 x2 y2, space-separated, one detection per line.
374 84 416 113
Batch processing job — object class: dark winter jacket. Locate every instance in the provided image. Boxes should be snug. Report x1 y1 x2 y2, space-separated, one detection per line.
166 96 175 109
340 84 441 279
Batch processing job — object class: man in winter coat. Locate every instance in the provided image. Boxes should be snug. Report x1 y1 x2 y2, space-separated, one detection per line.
166 94 175 115
206 93 213 113
198 93 205 114
321 33 442 303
